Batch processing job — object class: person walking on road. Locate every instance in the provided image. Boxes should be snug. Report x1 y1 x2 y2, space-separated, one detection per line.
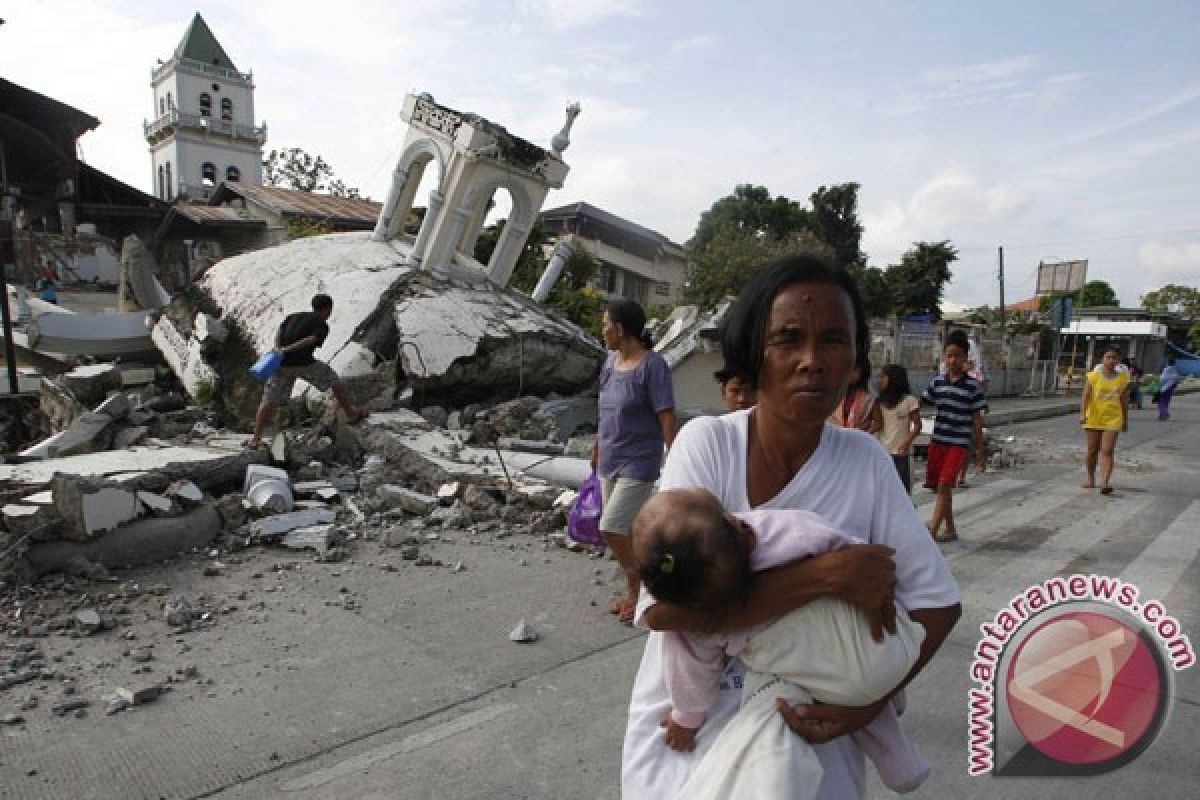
1157 359 1180 421
875 364 922 493
591 298 677 624
250 294 367 447
922 331 986 541
1125 358 1144 409
1081 345 1131 495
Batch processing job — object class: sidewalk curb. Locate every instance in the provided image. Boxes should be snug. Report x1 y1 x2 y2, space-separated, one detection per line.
985 382 1198 427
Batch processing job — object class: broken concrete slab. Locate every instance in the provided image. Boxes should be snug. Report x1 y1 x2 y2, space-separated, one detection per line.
136 491 175 516
253 509 337 539
62 364 123 408
23 505 222 576
165 480 204 505
293 480 335 497
51 476 141 541
281 524 336 554
74 609 102 634
20 392 134 460
115 683 161 706
112 425 149 449
437 482 460 505
377 485 437 516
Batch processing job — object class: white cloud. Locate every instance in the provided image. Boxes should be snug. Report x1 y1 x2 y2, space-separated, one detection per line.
863 167 1031 262
516 0 641 30
1137 242 1200 291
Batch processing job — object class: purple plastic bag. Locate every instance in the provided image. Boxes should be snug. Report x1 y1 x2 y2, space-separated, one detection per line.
567 472 605 547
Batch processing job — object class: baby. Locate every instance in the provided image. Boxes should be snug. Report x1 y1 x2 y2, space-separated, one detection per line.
631 488 930 797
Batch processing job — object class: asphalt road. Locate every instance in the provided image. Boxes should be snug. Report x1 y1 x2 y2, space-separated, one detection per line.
3 394 1197 799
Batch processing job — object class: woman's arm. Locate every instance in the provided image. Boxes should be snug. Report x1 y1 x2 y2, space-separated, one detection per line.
862 401 883 434
642 545 898 640
657 409 678 451
1120 385 1131 431
901 408 923 454
1080 380 1092 425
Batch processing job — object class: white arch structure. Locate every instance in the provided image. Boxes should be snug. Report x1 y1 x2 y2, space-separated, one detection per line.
371 93 577 288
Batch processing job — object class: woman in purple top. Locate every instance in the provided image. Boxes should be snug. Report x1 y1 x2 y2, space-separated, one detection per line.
591 299 678 623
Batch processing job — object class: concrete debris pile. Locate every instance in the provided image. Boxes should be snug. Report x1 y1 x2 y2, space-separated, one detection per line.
149 231 605 425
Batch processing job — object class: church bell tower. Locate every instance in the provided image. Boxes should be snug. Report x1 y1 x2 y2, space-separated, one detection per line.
143 13 267 202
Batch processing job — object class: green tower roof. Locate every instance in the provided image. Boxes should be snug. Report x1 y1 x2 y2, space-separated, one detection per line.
173 12 237 71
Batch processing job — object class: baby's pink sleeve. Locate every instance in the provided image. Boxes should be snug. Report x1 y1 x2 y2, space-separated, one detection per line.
664 630 727 729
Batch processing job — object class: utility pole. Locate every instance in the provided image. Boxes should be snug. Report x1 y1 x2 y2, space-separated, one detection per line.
997 246 1005 335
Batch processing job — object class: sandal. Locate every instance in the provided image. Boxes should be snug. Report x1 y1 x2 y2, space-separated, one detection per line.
1100 486 1114 495
934 531 959 543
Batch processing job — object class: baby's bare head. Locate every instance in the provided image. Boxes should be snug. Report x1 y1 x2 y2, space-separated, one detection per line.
631 488 752 613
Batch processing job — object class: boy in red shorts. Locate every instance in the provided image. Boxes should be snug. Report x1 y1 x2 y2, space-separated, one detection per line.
921 331 986 541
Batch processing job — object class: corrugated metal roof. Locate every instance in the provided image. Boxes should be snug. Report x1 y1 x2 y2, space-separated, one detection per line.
174 204 264 225
216 184 381 225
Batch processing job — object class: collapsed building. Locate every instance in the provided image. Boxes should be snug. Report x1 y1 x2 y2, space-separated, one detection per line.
2 92 602 586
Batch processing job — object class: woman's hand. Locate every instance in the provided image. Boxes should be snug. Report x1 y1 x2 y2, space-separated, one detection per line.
660 713 699 752
775 697 887 744
823 545 897 641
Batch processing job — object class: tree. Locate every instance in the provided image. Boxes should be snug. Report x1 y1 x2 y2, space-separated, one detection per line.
857 265 892 319
808 183 865 270
262 147 361 197
685 182 868 309
1142 284 1200 318
687 184 808 251
684 222 833 309
1080 280 1119 308
886 241 959 321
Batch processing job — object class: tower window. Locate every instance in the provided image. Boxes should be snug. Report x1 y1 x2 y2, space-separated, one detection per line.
199 93 212 117
201 162 217 186
226 166 241 182
221 98 233 121
159 97 165 115
164 162 173 198
158 165 165 200
167 91 173 109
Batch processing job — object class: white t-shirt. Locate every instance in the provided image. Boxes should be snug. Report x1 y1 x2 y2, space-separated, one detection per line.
622 411 961 800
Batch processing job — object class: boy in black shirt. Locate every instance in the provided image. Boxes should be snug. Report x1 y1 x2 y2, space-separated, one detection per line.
250 294 366 446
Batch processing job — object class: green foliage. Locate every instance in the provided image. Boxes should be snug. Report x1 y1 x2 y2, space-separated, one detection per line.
685 182 868 310
192 379 214 408
546 286 607 338
808 183 865 270
476 219 550 292
1142 284 1200 318
1080 280 1119 308
262 147 361 197
688 185 808 251
684 222 833 309
885 241 959 321
855 265 892 319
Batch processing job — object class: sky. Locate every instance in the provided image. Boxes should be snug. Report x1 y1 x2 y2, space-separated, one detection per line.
4 0 1199 308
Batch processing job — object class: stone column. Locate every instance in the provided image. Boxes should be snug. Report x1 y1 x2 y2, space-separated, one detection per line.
532 237 576 303
372 166 409 241
487 218 532 287
430 202 474 280
409 190 443 265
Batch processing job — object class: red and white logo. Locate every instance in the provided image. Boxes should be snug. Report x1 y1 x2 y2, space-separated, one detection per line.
1005 610 1164 767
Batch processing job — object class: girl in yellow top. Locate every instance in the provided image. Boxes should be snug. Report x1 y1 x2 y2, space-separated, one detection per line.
1081 345 1131 495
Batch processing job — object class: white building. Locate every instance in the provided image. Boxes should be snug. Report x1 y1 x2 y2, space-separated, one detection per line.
539 202 687 307
143 13 267 203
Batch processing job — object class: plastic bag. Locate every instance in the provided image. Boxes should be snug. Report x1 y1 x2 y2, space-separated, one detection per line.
248 350 283 381
567 472 605 547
